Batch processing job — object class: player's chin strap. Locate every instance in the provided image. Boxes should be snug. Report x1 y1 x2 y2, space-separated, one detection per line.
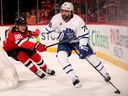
68 43 121 94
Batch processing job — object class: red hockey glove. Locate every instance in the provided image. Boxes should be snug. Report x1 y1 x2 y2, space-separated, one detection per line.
33 29 40 37
35 43 47 52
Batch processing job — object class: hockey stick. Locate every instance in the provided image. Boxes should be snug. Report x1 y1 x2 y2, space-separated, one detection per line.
69 43 121 94
46 39 71 48
46 42 60 48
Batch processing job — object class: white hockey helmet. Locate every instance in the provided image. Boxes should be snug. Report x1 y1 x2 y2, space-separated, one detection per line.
61 2 74 12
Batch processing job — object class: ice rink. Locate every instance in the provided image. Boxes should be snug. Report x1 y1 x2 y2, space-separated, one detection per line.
0 52 128 96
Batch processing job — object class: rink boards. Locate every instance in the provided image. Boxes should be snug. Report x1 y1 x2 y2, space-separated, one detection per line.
0 24 128 71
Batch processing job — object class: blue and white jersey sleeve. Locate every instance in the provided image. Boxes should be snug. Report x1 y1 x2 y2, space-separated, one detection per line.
76 17 89 47
44 15 60 39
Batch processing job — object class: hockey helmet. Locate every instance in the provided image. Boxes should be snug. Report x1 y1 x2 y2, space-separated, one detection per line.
15 16 26 25
61 2 74 12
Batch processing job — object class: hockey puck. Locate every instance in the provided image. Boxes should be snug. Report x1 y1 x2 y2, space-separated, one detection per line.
114 90 121 94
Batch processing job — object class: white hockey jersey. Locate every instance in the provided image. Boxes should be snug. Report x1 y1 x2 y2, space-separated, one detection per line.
45 13 89 46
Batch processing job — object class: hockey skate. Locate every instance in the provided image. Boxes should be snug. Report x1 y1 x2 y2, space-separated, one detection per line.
35 70 46 78
72 76 82 88
45 68 55 75
104 73 111 82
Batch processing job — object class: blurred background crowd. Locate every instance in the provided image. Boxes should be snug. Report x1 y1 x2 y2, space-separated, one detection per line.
0 0 128 25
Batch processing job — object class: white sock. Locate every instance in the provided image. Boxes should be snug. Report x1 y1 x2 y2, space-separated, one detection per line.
86 54 107 76
57 51 77 80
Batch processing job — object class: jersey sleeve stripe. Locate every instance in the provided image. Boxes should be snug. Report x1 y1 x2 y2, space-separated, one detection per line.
16 39 22 45
45 28 55 34
15 38 29 46
78 33 89 39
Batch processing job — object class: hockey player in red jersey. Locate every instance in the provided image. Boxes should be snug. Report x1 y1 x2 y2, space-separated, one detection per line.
3 16 55 78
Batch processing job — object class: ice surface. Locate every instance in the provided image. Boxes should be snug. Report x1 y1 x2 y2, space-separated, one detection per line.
0 52 128 96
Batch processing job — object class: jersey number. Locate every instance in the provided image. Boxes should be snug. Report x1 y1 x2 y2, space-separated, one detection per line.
14 34 22 40
82 25 87 32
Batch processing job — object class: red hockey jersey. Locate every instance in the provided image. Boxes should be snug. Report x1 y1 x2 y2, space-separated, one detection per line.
3 26 37 51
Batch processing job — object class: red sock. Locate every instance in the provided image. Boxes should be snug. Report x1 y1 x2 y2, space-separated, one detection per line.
17 51 37 73
30 52 47 71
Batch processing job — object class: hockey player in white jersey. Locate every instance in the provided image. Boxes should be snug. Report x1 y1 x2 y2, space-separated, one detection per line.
44 2 111 88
